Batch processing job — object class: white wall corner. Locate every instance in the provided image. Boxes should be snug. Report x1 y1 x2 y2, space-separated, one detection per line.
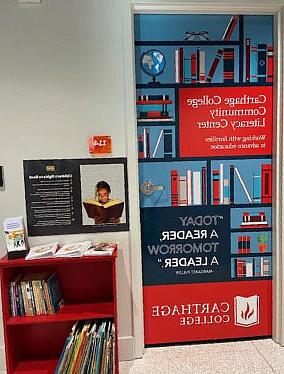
118 336 135 361
0 345 6 373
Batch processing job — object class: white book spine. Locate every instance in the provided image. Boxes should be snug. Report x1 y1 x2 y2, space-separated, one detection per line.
143 128 147 158
193 171 201 205
219 163 224 204
187 170 192 205
199 50 206 82
260 257 264 276
175 50 179 83
246 262 253 277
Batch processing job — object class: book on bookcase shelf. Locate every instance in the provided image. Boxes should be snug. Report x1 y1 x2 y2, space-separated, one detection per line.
171 167 207 207
9 272 64 317
137 94 173 122
55 319 115 374
234 257 271 278
207 15 239 83
245 38 273 83
138 128 173 159
213 163 272 205
240 211 269 228
237 236 251 254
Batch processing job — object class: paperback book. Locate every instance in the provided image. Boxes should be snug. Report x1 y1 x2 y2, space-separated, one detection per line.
84 242 118 257
25 241 59 260
55 241 92 258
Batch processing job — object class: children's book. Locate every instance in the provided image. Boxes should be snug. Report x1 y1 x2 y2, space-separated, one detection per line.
25 241 59 260
54 241 92 258
84 242 118 257
3 216 29 259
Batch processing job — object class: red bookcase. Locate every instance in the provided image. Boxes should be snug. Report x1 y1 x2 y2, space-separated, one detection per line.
0 249 119 374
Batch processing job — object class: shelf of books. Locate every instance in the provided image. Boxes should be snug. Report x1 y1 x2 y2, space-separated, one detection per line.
135 13 273 345
0 250 119 373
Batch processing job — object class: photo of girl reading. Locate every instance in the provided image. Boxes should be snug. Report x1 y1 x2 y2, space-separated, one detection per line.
83 181 124 224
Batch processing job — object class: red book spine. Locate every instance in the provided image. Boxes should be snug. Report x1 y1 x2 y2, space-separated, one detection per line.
223 15 239 40
213 170 220 205
138 134 144 159
245 38 251 82
179 48 184 83
261 164 272 203
191 53 197 83
146 111 163 118
207 49 223 83
171 170 179 206
267 45 273 82
237 259 245 277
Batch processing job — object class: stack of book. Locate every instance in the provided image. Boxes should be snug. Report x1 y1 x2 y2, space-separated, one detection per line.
55 319 115 374
138 128 173 159
176 47 235 84
237 236 251 254
175 16 239 83
136 95 173 122
240 211 269 228
234 257 270 278
25 241 117 260
213 163 272 205
171 167 207 206
9 272 64 317
245 40 273 83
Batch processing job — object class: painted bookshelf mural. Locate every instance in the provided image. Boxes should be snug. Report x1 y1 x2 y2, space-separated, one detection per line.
135 14 273 345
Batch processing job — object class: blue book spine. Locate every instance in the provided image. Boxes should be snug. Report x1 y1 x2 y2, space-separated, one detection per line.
250 45 258 83
163 129 173 159
257 44 267 82
229 165 235 204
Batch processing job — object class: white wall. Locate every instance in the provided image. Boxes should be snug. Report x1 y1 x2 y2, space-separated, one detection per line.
0 0 140 370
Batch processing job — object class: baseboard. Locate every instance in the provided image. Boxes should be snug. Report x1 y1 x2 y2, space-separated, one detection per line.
0 336 135 370
0 345 6 372
118 335 135 361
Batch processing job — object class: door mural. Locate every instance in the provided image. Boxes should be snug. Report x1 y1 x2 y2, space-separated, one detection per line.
134 14 273 344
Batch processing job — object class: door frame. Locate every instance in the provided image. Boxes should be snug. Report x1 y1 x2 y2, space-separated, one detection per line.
122 0 284 358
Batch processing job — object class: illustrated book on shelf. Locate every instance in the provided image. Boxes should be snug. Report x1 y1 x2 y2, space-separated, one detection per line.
135 13 273 345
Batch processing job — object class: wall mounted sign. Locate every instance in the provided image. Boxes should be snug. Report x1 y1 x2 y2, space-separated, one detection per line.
88 135 112 155
23 158 129 236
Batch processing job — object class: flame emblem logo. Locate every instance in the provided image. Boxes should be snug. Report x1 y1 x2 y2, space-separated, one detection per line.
234 295 259 327
241 303 254 321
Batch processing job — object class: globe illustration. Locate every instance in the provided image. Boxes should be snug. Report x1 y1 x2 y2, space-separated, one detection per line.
140 49 166 83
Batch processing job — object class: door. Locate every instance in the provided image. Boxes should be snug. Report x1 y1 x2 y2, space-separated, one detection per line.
134 13 273 345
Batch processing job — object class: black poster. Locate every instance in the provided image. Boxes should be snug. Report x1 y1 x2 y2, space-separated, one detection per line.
23 158 129 236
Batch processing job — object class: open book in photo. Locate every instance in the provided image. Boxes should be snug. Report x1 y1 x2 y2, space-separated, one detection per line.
54 241 92 258
25 241 59 260
84 242 118 256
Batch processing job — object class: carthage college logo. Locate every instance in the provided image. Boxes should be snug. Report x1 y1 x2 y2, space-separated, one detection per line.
234 295 260 327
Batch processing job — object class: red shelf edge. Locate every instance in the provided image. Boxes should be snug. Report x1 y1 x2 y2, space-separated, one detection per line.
7 302 114 325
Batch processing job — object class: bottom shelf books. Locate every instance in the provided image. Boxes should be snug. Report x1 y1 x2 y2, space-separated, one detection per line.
55 319 115 374
232 256 272 278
